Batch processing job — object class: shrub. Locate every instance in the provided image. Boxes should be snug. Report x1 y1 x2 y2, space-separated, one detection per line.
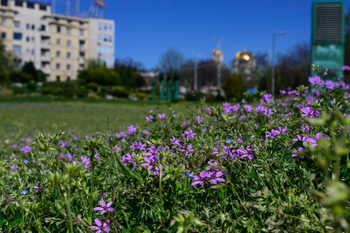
223 74 246 100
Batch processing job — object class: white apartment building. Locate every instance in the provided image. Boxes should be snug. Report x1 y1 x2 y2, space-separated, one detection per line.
0 0 115 81
88 18 115 68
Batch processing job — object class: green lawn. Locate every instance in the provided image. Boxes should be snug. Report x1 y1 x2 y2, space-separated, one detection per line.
0 100 197 139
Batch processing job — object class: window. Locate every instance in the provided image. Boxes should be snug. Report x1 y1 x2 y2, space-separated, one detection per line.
67 27 71 35
26 49 30 56
40 25 45 31
15 0 23 7
66 52 71 58
31 37 35 42
66 40 71 47
31 24 35 30
26 23 30 29
1 32 5 39
13 45 22 55
67 76 71 81
1 0 8 6
57 26 61 33
27 2 34 9
1 17 6 26
66 64 70 70
31 49 34 55
39 4 47 11
56 63 60 70
56 51 60 57
56 38 61 45
14 21 20 28
13 32 22 40
56 76 60 82
80 29 84 36
26 36 30 42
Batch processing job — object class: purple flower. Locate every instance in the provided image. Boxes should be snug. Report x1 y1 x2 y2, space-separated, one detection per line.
90 218 110 233
243 104 253 112
255 105 273 116
94 153 100 159
192 170 225 186
60 140 68 148
184 145 194 156
260 93 272 104
20 145 32 153
115 132 126 138
325 80 336 89
170 137 181 146
181 130 196 140
195 115 203 124
300 107 320 118
210 171 225 184
93 201 114 215
181 120 190 128
80 156 90 169
127 125 137 135
291 147 304 158
121 153 137 170
145 115 154 122
293 135 317 147
192 171 211 186
142 130 150 136
308 75 323 86
158 113 166 120
26 138 33 143
301 125 310 132
343 65 350 71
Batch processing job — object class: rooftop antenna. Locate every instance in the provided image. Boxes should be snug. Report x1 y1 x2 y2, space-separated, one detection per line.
73 0 79 16
64 0 70 15
215 37 223 50
88 0 106 18
51 0 55 13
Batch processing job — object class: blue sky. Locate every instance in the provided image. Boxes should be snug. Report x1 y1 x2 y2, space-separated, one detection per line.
59 0 349 69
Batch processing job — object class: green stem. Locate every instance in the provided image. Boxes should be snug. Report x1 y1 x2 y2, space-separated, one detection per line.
89 150 95 220
66 184 74 233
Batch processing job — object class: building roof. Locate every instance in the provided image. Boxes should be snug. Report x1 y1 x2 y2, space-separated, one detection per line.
235 50 255 61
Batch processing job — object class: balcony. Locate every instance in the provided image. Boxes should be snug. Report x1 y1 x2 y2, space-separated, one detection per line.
42 67 50 74
40 55 51 62
41 42 50 50
40 30 50 38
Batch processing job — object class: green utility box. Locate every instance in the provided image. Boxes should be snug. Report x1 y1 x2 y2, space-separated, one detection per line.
311 1 345 80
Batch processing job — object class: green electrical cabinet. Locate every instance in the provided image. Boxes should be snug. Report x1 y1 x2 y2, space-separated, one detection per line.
311 0 345 80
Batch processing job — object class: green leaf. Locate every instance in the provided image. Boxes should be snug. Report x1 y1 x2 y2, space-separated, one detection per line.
0 213 4 228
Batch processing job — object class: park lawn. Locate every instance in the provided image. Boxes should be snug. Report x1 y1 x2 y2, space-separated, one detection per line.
0 100 198 140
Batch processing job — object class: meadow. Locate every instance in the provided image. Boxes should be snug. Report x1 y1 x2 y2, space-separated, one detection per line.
0 100 195 139
1 78 350 232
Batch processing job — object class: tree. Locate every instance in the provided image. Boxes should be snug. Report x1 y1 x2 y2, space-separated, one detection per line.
114 58 142 89
78 60 120 86
158 49 185 78
21 61 46 83
275 42 310 90
0 39 14 84
223 74 246 100
256 43 310 92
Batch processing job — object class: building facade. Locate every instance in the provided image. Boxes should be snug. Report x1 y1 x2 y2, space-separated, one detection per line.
0 0 115 81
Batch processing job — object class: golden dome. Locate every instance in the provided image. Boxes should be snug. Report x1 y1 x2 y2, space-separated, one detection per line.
212 49 223 56
235 51 254 61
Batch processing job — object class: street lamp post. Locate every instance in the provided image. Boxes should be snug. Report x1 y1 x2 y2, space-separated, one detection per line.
271 31 285 96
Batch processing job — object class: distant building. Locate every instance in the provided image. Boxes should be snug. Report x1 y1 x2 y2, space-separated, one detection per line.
0 0 115 81
233 50 256 89
212 48 223 63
